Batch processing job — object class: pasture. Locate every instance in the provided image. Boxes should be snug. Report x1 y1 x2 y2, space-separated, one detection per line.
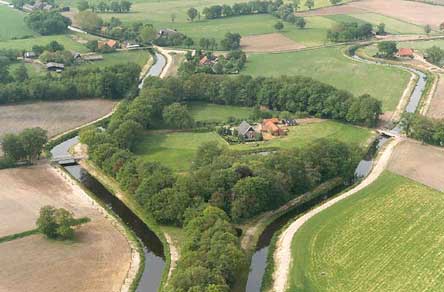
0 34 88 52
0 99 116 139
290 171 444 292
188 102 253 122
82 50 151 68
134 120 374 172
0 5 35 41
0 164 131 292
242 47 410 111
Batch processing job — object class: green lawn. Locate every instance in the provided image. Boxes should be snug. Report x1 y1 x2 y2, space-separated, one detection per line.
134 131 226 172
0 34 88 52
289 171 444 292
0 5 35 41
230 121 374 151
243 47 411 111
82 50 151 68
188 102 253 122
134 121 373 172
396 39 444 53
350 13 425 35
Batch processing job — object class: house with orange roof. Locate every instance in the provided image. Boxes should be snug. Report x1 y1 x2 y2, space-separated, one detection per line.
397 48 414 59
262 118 285 136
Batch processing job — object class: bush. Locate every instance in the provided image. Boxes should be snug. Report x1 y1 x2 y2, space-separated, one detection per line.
36 206 80 240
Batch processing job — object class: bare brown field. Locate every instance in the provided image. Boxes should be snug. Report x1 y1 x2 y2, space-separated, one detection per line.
349 0 444 28
0 99 116 139
388 140 444 191
0 164 131 292
427 74 444 119
240 33 306 52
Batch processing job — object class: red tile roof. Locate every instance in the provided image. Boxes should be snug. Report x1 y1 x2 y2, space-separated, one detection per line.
398 48 414 57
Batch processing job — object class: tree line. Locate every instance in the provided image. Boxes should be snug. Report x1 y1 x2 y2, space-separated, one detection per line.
141 74 382 127
0 63 140 104
402 113 444 146
327 22 373 42
25 11 71 35
77 0 132 13
1 127 48 164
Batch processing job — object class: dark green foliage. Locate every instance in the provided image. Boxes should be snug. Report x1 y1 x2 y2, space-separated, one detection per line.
377 41 397 59
162 103 195 129
36 206 84 240
180 50 246 75
25 11 71 35
425 46 444 66
402 113 444 146
1 127 47 163
0 63 140 104
141 74 381 127
169 206 246 292
327 22 373 42
220 32 241 51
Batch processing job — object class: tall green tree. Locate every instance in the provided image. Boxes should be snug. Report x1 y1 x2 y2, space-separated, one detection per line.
187 7 198 22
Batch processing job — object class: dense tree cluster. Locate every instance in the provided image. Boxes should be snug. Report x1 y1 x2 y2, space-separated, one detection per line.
1 127 48 163
402 113 444 146
140 74 382 127
376 41 398 59
91 0 132 13
168 206 246 292
327 22 373 42
25 11 71 35
197 0 306 29
0 63 140 104
179 50 247 75
425 46 444 66
37 206 88 240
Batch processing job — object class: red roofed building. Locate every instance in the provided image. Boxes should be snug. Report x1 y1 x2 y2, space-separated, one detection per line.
98 40 119 49
262 119 285 136
397 48 414 58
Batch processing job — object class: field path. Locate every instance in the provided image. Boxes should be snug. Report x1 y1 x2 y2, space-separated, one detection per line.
271 137 401 292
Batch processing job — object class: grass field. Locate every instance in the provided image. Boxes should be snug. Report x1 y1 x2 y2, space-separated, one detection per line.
82 50 151 68
243 47 411 111
188 102 253 122
0 34 88 52
350 13 425 34
134 121 373 172
0 6 35 41
289 171 444 292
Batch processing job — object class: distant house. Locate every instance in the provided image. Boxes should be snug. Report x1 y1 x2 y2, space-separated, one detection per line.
22 1 53 12
282 119 297 126
125 42 140 49
397 48 414 58
238 121 257 141
98 39 119 49
158 28 179 38
46 62 64 72
262 118 285 136
24 51 36 59
199 55 218 66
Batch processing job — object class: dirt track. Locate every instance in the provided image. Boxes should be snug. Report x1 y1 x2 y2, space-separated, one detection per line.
0 164 132 292
0 99 116 139
388 139 444 191
271 138 401 292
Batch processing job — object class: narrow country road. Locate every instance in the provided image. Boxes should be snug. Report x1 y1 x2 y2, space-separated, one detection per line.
271 137 402 292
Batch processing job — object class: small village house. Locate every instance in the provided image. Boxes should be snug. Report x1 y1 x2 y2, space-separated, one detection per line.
46 62 64 72
98 40 119 49
397 48 414 59
262 118 286 136
238 121 258 141
158 28 179 38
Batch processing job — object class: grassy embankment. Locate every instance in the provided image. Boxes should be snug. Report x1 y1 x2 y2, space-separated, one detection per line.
243 46 411 112
289 171 444 292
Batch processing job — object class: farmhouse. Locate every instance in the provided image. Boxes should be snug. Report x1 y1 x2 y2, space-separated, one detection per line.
98 39 119 49
24 51 36 59
238 121 258 141
22 1 53 12
158 28 180 37
262 118 286 136
397 48 414 58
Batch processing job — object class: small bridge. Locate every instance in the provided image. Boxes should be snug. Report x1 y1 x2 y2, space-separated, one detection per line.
51 155 84 165
377 129 400 138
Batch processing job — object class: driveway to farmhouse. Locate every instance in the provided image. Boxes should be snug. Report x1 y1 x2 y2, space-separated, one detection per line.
271 137 401 292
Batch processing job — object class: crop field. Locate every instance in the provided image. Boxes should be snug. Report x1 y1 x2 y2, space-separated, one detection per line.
134 121 373 172
393 39 444 53
0 165 131 292
0 99 116 139
188 102 253 122
0 34 88 52
243 47 410 111
289 171 444 292
0 5 35 41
